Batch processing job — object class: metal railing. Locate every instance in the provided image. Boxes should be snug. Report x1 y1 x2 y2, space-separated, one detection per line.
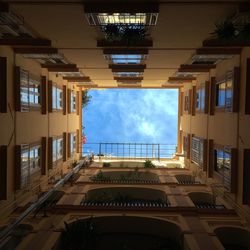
82 142 177 160
0 156 92 245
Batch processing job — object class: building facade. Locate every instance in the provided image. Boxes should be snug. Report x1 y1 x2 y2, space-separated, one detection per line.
0 1 250 250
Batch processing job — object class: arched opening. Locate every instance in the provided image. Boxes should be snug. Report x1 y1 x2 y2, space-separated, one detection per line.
82 187 169 207
175 174 195 184
0 224 33 249
56 216 182 250
214 227 250 250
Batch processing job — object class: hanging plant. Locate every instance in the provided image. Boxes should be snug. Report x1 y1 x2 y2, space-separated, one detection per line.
239 23 250 39
211 20 236 40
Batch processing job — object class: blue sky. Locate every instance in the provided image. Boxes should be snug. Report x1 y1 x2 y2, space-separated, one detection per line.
83 89 178 144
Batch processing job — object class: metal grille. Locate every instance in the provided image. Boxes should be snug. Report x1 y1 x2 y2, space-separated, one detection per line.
86 13 158 26
83 142 177 160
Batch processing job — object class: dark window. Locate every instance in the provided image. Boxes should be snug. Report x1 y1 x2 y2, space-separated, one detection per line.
214 148 231 190
215 71 233 112
184 94 189 112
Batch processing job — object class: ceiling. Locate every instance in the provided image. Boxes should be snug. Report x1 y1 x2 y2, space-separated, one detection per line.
4 0 241 87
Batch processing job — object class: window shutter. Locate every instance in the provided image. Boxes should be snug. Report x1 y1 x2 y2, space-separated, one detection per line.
41 76 47 114
232 67 240 113
209 77 216 115
192 86 196 116
204 81 209 114
179 91 183 116
67 133 71 158
63 132 67 161
48 137 53 169
67 89 71 113
41 137 47 175
76 129 80 153
14 66 21 111
63 85 67 115
188 89 192 115
208 139 214 178
0 57 7 113
203 139 208 172
0 146 7 199
246 59 250 114
48 80 53 113
76 91 80 115
14 145 21 190
230 148 238 193
243 149 250 204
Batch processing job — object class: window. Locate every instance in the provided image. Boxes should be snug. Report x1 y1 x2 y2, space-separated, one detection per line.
196 88 205 112
20 69 41 111
70 91 76 113
105 54 147 65
20 144 41 189
184 94 189 112
191 137 206 168
52 137 63 163
214 148 231 190
113 72 143 77
69 132 77 157
52 85 63 110
215 71 233 112
86 12 158 26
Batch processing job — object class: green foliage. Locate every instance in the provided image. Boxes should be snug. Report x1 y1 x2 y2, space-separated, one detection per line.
103 162 111 168
90 170 110 182
240 23 250 39
82 90 92 108
102 24 148 45
144 160 156 168
61 218 96 250
212 20 235 39
211 19 250 41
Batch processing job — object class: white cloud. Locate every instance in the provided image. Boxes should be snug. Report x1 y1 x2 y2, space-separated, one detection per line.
84 89 178 144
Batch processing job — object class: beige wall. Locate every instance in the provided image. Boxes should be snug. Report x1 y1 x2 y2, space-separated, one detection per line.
0 46 82 218
180 50 250 213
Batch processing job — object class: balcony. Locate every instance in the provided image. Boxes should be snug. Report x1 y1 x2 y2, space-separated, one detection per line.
82 142 177 160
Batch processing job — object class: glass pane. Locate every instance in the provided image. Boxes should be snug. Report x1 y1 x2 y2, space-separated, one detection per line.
217 82 226 107
215 149 224 175
53 140 57 162
57 89 63 109
52 86 57 109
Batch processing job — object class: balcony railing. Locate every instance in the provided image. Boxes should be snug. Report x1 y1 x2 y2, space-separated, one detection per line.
82 142 177 160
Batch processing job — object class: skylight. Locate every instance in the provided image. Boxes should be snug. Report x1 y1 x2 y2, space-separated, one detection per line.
86 13 158 26
111 54 143 64
113 72 143 77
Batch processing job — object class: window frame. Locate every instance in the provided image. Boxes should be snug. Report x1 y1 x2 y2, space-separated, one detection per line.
19 68 41 112
68 132 77 158
195 83 208 114
213 145 232 191
70 90 77 113
52 136 64 165
52 83 63 111
20 143 41 189
215 70 234 113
